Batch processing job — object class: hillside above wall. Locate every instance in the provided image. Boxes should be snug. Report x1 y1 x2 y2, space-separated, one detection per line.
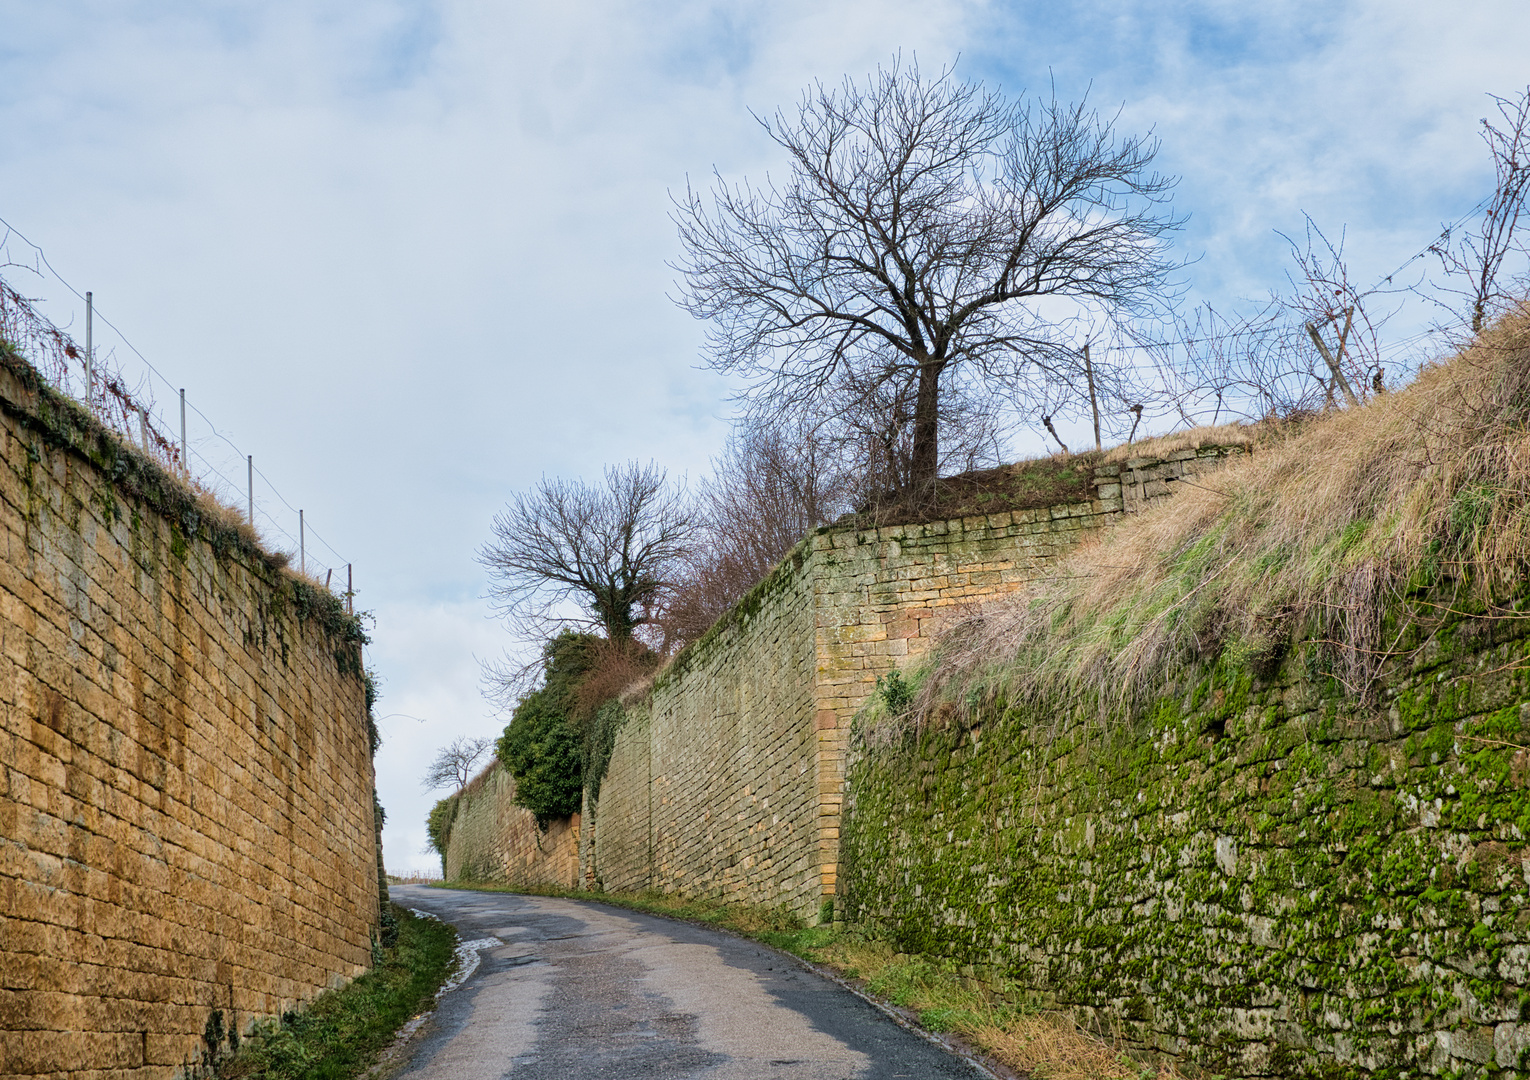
841 304 1530 1079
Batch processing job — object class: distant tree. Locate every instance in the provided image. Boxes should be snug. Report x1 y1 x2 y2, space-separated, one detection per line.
673 59 1182 491
419 736 493 792
479 460 697 659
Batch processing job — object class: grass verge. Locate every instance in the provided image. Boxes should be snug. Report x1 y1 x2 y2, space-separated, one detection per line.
432 880 1176 1080
207 904 457 1080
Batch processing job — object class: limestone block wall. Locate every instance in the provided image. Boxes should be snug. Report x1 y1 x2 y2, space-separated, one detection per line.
586 703 650 892
0 355 377 1079
589 444 1245 921
441 763 579 888
594 548 822 914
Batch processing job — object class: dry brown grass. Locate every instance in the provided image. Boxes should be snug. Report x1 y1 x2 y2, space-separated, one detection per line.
890 302 1530 729
1100 420 1256 463
811 937 1178 1079
972 1014 1177 1080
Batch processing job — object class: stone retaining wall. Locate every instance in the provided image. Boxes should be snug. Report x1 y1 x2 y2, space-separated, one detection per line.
0 354 377 1079
840 600 1530 1078
441 763 580 888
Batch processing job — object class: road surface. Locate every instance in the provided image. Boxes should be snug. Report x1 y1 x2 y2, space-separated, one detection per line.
388 885 992 1080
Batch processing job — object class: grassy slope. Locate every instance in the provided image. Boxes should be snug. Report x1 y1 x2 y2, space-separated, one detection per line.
893 304 1530 730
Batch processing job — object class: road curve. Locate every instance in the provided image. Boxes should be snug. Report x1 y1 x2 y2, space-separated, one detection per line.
388 885 991 1080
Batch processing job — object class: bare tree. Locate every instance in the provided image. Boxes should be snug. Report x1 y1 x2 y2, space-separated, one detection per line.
479 461 697 651
658 417 856 646
1434 86 1530 333
672 60 1183 492
816 362 1006 503
420 736 493 792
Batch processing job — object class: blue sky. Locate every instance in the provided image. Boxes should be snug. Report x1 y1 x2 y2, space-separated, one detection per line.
1 0 1526 873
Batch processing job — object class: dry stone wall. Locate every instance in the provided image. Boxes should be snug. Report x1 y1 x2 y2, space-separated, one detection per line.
840 598 1530 1078
586 446 1244 920
441 763 579 888
0 355 378 1079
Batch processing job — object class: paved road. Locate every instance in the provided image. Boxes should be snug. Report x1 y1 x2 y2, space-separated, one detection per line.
389 885 990 1080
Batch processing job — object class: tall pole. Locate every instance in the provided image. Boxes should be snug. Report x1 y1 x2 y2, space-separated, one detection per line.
299 510 305 575
1084 341 1102 453
247 455 254 526
179 389 187 478
84 291 93 411
347 563 353 615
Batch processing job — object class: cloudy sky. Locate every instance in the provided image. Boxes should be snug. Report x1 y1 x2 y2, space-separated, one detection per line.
2 0 1526 874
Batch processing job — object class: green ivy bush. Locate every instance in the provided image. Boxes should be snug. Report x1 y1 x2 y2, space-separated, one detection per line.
424 795 459 875
495 633 595 827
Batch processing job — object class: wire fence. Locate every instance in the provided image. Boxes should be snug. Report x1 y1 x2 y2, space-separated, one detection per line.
0 219 358 609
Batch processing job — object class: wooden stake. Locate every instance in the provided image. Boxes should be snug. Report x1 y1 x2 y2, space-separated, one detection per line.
1306 312 1360 408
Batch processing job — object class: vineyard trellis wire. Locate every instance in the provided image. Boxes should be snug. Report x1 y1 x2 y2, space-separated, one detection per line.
0 225 358 609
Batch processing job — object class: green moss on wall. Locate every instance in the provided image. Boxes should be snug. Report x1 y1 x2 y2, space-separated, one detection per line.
842 596 1530 1078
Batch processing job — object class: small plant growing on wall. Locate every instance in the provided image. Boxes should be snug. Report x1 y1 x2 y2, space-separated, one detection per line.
876 670 914 716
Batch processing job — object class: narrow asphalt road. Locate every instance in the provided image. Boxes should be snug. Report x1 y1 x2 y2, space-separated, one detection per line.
388 885 992 1080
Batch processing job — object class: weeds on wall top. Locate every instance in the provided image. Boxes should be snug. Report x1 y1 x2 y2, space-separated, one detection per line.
889 301 1530 735
0 340 369 660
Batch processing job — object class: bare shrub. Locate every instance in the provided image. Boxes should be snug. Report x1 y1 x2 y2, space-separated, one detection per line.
657 416 855 648
570 636 661 723
1433 86 1530 334
1164 219 1392 425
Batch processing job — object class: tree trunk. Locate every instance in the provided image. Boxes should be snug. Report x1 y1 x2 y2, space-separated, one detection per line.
909 358 945 489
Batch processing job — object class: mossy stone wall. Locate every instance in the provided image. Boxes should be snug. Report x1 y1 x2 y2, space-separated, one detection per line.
840 607 1530 1078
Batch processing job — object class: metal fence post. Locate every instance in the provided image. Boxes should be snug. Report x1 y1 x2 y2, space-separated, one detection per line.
299 509 305 575
247 455 254 526
84 291 93 410
179 389 187 478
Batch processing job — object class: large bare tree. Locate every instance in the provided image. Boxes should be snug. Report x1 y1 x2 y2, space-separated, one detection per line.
478 461 696 648
672 60 1183 490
